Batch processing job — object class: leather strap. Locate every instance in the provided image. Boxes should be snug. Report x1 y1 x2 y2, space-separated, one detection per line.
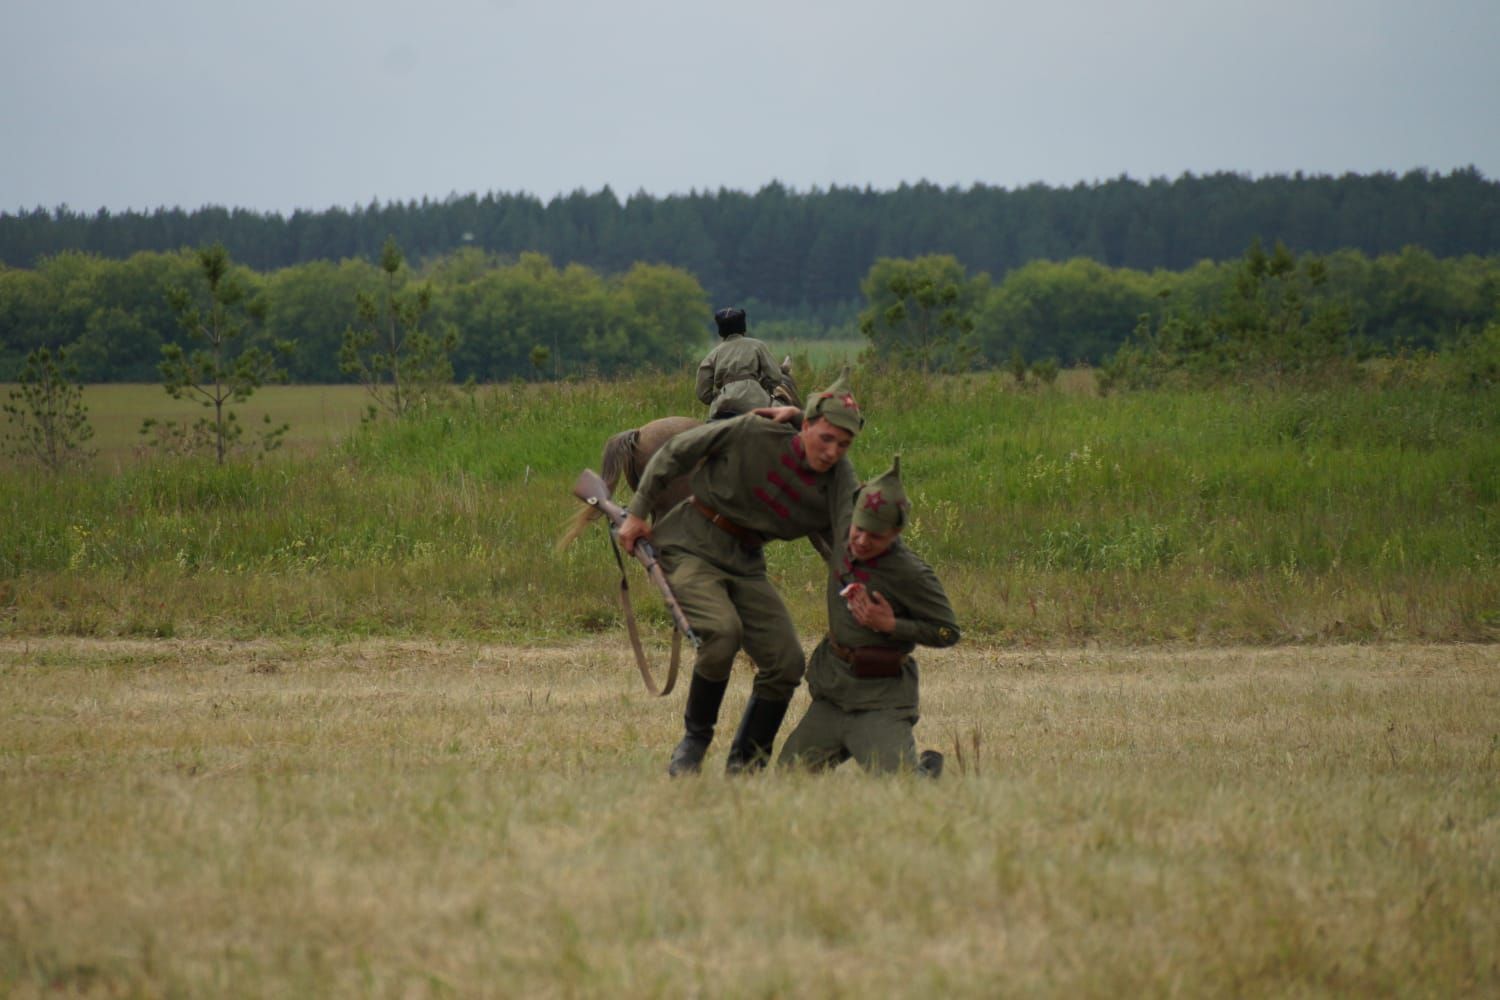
609 532 681 697
827 633 904 664
690 496 764 548
827 634 857 663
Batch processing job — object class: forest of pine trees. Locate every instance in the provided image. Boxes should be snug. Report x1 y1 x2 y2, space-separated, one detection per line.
5 169 1497 312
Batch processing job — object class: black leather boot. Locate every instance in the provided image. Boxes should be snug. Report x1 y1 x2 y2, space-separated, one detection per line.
724 696 790 774
667 674 729 777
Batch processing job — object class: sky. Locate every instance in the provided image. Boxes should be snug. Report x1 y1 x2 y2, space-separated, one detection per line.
4 0 1499 215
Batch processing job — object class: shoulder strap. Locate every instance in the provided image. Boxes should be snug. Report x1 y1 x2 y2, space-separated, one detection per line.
608 532 681 696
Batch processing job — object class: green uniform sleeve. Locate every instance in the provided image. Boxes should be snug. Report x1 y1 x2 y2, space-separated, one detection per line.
695 348 717 406
886 558 961 649
824 457 861 561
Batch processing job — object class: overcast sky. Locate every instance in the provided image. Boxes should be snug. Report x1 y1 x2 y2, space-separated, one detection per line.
5 0 1498 215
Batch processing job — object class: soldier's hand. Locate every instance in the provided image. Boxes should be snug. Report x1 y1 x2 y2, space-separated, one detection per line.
850 588 897 635
752 405 801 423
617 513 652 554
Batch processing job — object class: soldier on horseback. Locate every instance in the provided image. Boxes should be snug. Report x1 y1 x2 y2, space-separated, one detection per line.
695 307 781 420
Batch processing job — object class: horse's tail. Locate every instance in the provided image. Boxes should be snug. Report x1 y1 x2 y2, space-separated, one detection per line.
555 427 639 551
602 427 642 490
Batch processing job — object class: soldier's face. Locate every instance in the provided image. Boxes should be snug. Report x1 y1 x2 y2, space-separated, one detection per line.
799 417 853 472
848 523 900 562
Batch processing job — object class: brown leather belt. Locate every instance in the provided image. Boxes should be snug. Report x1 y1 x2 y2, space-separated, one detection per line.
691 496 764 549
826 633 908 678
827 635 858 663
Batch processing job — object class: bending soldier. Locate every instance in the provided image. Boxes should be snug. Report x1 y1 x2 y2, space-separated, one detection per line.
778 456 960 776
695 307 781 420
617 373 865 775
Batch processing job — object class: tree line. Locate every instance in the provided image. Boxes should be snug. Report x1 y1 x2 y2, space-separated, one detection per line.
9 236 1496 474
0 246 708 383
859 243 1500 390
4 240 1495 385
4 169 1498 316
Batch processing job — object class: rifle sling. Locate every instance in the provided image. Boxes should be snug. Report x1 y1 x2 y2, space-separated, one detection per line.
608 532 681 697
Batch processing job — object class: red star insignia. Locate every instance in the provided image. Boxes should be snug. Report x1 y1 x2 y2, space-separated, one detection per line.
863 490 887 512
841 393 858 410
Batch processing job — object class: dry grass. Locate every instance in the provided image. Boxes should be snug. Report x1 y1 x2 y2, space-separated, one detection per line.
3 638 1496 997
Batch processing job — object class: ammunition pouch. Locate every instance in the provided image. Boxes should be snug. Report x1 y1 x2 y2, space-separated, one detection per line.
828 636 908 679
852 646 907 679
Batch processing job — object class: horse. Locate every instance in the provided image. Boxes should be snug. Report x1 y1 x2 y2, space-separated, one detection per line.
558 359 802 550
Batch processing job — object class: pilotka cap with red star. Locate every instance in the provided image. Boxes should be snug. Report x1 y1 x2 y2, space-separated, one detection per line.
805 368 864 436
852 455 910 533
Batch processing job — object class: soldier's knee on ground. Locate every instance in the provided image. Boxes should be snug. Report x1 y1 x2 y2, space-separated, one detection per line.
858 748 910 775
778 744 846 772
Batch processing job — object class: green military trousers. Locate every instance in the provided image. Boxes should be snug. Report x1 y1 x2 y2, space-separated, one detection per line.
666 551 805 702
777 698 919 774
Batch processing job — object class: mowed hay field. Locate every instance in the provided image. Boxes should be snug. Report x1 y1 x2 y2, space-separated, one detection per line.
3 638 1497 997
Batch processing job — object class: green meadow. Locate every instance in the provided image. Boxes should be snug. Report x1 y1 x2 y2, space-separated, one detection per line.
0 369 1494 644
57 383 372 468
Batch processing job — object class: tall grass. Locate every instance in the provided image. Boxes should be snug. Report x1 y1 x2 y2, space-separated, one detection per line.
1 372 1495 642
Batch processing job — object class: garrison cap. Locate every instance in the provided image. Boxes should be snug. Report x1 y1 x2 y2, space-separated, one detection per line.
853 455 909 532
805 367 864 436
714 307 747 336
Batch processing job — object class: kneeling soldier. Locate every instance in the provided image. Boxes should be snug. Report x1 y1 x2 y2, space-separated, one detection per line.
778 456 960 776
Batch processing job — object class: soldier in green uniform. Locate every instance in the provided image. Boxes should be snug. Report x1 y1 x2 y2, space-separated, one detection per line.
778 456 960 776
695 307 782 420
617 373 865 776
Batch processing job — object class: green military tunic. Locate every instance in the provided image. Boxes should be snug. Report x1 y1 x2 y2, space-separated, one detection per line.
626 415 859 700
696 333 781 419
778 513 960 773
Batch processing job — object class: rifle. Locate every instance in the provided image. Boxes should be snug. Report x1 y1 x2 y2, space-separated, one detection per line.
573 468 701 696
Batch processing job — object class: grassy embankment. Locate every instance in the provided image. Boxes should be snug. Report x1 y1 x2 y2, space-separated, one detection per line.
1 368 1495 643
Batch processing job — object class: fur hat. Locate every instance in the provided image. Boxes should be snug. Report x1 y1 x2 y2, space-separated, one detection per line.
714 307 747 336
